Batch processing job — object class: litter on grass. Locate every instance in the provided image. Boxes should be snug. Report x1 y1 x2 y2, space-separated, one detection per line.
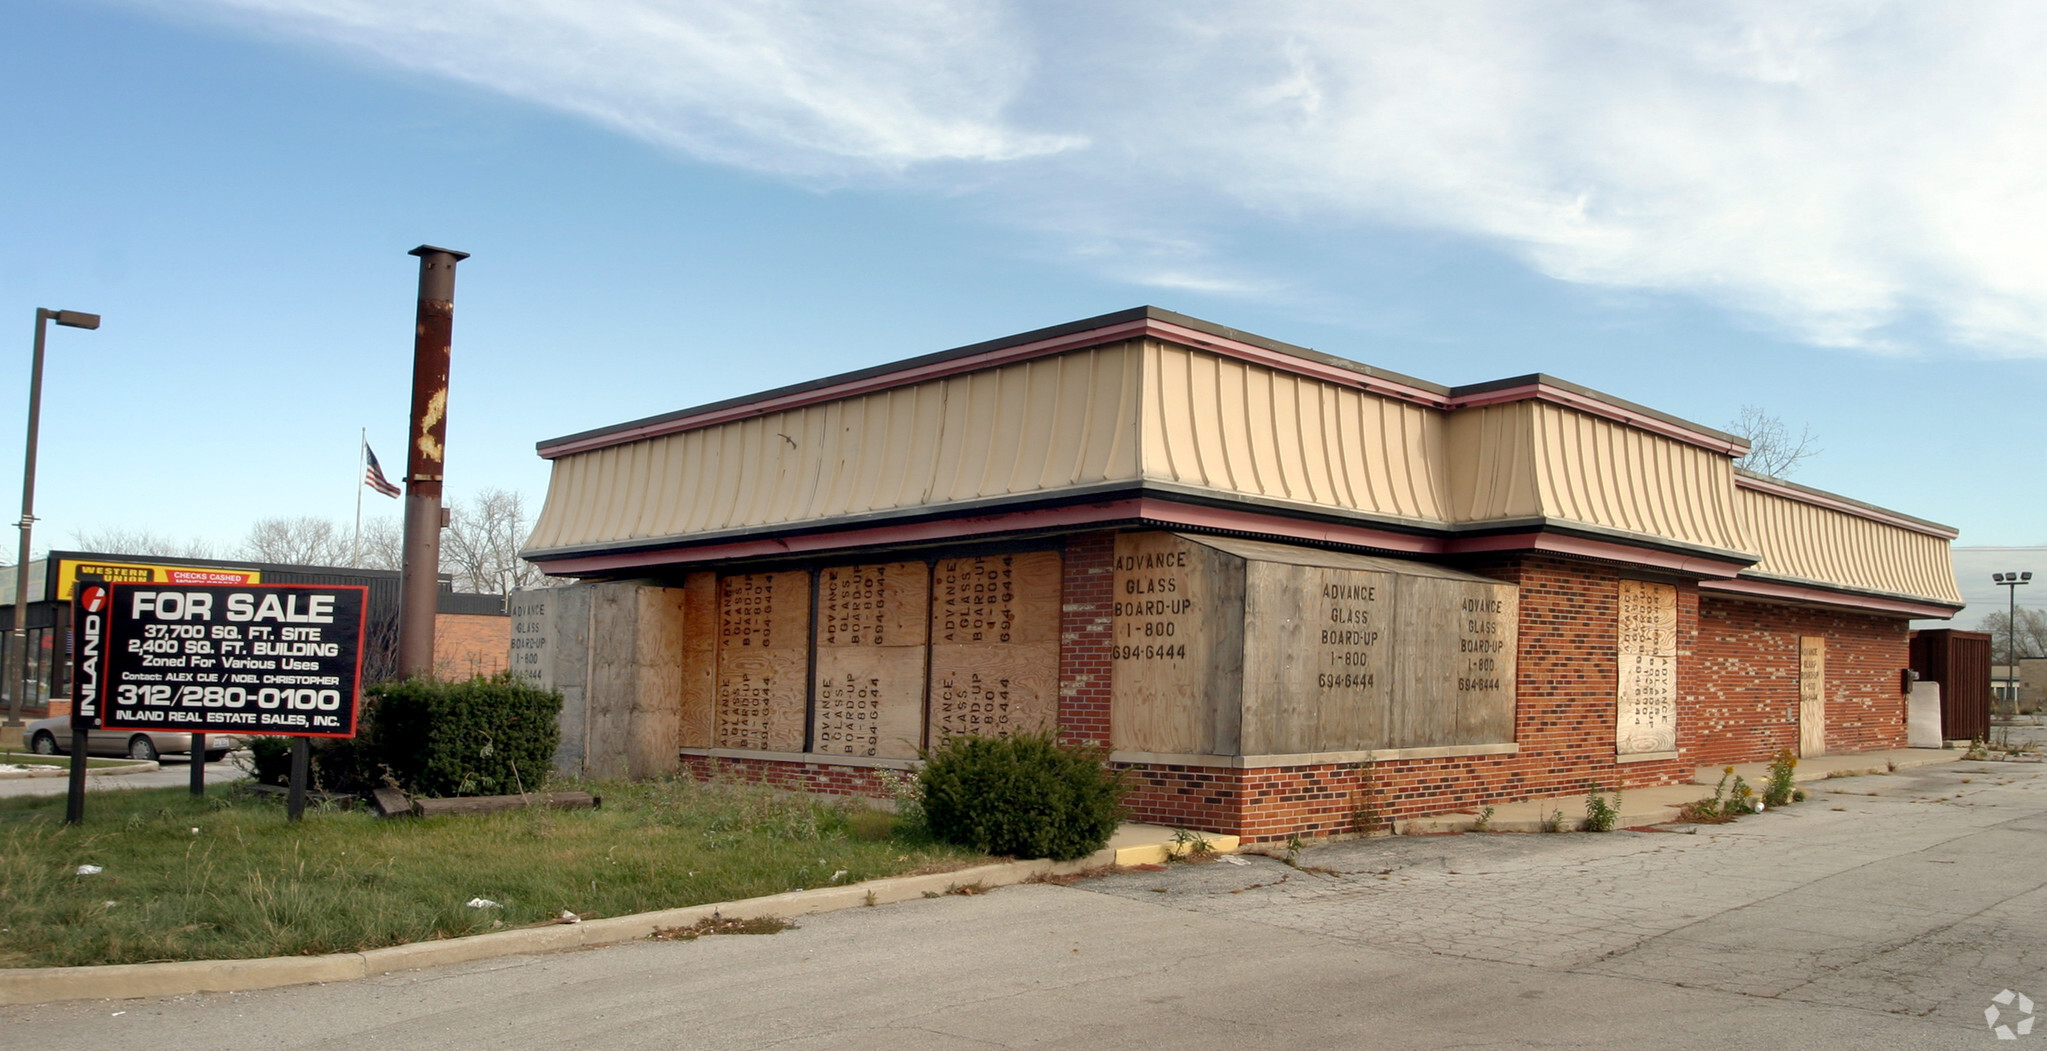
466 898 501 909
76 865 103 876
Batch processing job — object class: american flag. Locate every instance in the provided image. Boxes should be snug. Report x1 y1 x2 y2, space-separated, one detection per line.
364 442 402 498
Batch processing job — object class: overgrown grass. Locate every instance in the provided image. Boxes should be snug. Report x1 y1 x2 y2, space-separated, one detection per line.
0 777 980 969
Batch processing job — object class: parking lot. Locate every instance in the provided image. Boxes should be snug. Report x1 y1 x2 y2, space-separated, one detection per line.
5 747 2045 1048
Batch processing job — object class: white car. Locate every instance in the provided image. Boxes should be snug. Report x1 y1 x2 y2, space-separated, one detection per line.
23 716 242 763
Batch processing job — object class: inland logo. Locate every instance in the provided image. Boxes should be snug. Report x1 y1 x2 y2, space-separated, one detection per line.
76 585 106 717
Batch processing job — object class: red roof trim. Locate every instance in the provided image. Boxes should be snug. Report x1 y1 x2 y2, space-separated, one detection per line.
1446 382 1747 456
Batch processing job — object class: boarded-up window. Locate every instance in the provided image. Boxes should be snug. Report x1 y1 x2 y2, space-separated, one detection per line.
1616 579 1678 755
1111 533 1517 756
812 563 928 759
713 572 810 751
927 553 1061 742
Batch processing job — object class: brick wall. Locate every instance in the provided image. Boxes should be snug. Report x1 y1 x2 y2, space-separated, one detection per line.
434 613 510 680
1687 597 1909 768
679 753 895 797
1056 534 1115 748
655 539 1914 842
1117 553 1917 842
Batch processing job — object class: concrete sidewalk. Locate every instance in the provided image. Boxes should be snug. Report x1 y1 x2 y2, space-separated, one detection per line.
1401 746 1960 833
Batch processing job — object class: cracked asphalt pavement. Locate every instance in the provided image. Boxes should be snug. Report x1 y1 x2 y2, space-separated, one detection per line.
7 753 2046 1049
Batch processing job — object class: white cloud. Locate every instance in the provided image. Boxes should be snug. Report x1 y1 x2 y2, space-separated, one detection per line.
176 0 2047 353
177 0 1082 173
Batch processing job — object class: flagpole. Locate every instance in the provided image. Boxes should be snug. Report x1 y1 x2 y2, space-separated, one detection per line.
354 428 365 568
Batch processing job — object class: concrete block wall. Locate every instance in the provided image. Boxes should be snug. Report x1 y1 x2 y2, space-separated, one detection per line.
515 581 686 780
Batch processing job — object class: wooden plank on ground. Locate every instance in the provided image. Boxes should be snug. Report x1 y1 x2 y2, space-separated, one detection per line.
413 792 601 817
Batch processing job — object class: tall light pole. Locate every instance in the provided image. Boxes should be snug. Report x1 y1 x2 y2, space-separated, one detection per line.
6 308 99 726
1994 570 2033 720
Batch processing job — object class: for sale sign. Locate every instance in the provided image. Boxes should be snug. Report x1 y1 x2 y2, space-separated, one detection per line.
98 583 367 738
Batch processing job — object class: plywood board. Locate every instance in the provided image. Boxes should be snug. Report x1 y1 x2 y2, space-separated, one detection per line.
812 648 929 758
1457 584 1518 745
930 551 1061 645
930 642 1060 739
624 585 688 779
1616 579 1678 656
1615 580 1678 755
714 571 811 752
814 562 929 759
1616 653 1677 753
1800 635 1826 758
1239 563 1393 754
816 562 927 648
1390 575 1463 749
1110 533 1243 754
507 590 552 690
928 552 1061 743
677 571 717 749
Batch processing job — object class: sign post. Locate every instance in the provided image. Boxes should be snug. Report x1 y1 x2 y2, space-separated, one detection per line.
63 576 107 825
96 582 367 822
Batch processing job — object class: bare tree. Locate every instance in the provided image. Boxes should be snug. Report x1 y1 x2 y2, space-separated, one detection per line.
355 516 403 571
239 516 350 566
1981 608 2047 665
69 526 218 560
1727 406 1820 478
442 488 544 595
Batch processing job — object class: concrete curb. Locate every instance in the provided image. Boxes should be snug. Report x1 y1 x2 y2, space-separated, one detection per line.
0 759 157 780
0 850 1135 1006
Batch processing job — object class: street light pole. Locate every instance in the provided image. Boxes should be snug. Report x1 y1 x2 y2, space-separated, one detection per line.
6 308 97 727
1994 571 2033 720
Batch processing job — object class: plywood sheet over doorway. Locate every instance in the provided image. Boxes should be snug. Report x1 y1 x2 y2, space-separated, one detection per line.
1800 636 1827 758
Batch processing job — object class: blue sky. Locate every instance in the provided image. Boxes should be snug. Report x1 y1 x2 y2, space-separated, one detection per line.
3 1 2044 619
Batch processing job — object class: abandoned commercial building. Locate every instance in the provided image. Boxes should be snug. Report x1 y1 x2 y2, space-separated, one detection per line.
512 307 1963 841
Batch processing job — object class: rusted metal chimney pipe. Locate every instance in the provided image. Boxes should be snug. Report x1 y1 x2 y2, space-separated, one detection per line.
398 245 467 679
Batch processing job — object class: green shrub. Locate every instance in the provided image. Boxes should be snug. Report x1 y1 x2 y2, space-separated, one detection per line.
1763 749 1799 808
345 673 562 797
1583 783 1621 832
918 730 1125 861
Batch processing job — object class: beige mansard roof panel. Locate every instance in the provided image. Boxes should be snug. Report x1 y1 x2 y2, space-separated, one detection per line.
525 343 1144 551
1523 403 1748 552
525 308 1960 615
1139 341 1447 524
1735 482 1962 605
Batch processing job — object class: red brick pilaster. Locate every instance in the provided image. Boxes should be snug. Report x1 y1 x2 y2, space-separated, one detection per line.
1057 533 1116 748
